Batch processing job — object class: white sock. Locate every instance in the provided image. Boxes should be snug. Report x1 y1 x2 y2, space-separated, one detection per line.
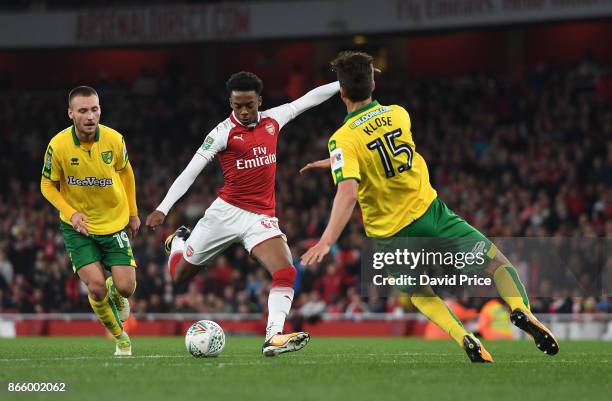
168 236 186 270
266 287 294 340
171 235 186 253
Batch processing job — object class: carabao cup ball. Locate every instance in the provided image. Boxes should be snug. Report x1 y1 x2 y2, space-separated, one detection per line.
185 320 225 357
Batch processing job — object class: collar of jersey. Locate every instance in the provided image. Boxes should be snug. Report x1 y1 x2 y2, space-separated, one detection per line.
230 111 260 128
72 125 100 145
343 100 379 123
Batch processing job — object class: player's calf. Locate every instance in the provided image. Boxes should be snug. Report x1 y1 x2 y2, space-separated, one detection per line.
260 266 311 356
265 266 296 338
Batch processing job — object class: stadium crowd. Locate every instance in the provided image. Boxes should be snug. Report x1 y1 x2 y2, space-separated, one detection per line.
0 58 610 318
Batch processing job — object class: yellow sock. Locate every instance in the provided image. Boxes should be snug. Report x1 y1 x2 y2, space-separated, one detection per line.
493 265 530 312
411 291 468 347
88 292 124 339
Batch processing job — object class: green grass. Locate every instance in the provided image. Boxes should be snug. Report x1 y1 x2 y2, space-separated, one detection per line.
0 337 610 401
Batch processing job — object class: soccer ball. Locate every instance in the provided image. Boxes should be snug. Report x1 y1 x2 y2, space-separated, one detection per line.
185 320 225 357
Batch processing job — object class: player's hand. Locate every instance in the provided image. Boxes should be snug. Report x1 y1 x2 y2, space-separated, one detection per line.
128 215 141 239
145 210 166 230
300 241 331 266
299 158 331 175
70 212 89 236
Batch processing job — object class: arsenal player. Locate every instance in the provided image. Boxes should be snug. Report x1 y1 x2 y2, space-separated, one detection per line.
146 72 339 356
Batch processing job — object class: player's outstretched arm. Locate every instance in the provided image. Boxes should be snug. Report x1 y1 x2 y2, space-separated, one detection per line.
289 81 340 115
265 82 340 129
300 179 358 265
299 158 331 175
147 123 228 230
118 162 140 238
145 153 208 230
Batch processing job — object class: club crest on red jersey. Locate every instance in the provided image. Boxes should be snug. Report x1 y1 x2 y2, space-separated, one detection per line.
265 123 275 135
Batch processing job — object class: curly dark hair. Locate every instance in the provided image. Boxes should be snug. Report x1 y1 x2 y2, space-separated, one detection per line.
330 51 374 102
226 71 263 95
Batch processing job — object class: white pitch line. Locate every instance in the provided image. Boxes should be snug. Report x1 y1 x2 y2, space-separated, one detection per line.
0 355 186 362
0 352 452 363
160 359 416 368
2 353 599 365
504 359 610 364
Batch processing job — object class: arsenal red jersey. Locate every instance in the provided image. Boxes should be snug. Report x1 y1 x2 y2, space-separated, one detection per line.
196 106 298 217
155 81 340 218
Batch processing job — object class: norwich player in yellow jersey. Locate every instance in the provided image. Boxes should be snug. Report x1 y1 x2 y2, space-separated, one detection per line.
301 51 558 363
40 86 139 356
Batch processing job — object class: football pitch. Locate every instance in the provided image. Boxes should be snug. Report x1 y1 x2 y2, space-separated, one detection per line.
0 337 610 401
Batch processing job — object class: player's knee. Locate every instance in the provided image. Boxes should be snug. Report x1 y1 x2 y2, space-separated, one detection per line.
87 280 108 301
271 266 297 288
114 278 136 298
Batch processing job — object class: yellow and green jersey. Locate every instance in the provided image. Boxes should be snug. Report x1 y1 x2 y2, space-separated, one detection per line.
42 124 130 235
328 101 437 237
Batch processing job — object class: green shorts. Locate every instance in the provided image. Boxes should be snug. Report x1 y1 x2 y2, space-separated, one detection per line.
60 221 137 272
377 198 497 275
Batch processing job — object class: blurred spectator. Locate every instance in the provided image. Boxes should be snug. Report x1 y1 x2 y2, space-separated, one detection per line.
292 290 326 332
345 287 368 318
318 263 343 305
0 59 609 315
476 299 513 340
0 249 14 286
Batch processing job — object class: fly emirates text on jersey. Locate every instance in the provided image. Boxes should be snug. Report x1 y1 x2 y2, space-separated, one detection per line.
236 146 277 170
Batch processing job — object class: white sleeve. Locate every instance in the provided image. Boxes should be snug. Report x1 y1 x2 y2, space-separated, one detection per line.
264 81 340 130
155 154 208 215
155 123 229 215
